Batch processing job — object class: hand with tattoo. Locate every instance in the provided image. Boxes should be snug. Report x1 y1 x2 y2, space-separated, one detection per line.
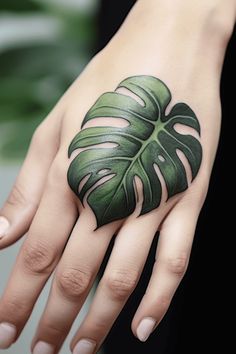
0 0 235 353
68 75 202 228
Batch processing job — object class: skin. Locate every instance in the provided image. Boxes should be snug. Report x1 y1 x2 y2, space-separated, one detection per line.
0 0 235 353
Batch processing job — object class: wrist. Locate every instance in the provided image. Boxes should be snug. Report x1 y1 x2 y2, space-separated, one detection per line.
135 0 235 43
102 0 235 82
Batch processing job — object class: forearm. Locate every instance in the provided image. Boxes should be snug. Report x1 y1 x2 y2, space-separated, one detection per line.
104 0 235 81
135 0 236 39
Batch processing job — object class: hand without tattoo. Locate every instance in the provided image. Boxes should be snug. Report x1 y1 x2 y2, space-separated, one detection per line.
67 76 202 229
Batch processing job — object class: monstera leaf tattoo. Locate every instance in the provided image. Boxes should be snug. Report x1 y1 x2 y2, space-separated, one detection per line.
67 76 202 228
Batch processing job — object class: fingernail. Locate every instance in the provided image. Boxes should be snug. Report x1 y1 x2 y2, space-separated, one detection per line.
0 216 10 239
73 339 96 354
137 317 156 342
0 322 17 349
33 341 54 354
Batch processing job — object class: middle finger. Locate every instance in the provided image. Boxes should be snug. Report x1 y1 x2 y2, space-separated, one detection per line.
71 211 162 354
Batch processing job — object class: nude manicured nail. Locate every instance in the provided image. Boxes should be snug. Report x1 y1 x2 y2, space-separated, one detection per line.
137 317 156 342
0 322 16 349
0 216 10 239
73 339 96 354
33 341 54 354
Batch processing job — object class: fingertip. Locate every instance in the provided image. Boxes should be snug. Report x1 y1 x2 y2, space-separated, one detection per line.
136 317 156 342
0 216 15 249
131 317 139 338
0 322 17 349
0 207 34 249
0 216 10 240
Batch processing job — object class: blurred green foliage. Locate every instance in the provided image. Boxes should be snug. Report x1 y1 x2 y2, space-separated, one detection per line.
0 0 97 161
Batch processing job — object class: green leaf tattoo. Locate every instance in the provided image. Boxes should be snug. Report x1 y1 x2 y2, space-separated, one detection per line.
67 76 202 228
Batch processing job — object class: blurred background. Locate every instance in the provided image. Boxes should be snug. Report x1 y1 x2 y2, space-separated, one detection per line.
0 1 99 353
0 1 235 354
0 0 98 162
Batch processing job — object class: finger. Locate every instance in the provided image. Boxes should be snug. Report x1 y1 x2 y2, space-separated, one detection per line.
31 212 119 354
131 202 200 342
0 101 64 249
0 157 77 349
70 212 161 354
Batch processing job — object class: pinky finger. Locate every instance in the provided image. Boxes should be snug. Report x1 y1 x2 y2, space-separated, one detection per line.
132 202 200 342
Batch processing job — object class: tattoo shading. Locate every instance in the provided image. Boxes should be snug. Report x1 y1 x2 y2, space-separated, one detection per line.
67 76 202 228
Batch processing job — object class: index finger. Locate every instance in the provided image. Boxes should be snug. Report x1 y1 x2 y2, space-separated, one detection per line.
0 161 77 349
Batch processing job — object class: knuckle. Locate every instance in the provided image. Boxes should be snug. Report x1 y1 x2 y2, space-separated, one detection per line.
104 269 139 301
0 296 30 323
186 174 210 208
198 178 210 202
57 267 92 299
21 241 56 275
156 294 171 311
6 184 30 208
39 319 65 337
165 255 188 276
30 124 46 149
46 157 68 188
